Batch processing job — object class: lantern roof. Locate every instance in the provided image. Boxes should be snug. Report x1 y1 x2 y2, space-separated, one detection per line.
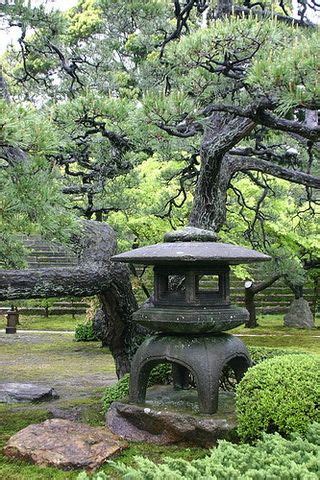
111 241 270 266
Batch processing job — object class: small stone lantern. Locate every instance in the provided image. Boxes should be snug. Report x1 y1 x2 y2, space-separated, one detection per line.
6 306 19 334
112 228 270 414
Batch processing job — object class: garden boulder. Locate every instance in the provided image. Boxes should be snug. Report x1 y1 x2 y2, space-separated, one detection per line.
284 298 314 328
4 418 127 471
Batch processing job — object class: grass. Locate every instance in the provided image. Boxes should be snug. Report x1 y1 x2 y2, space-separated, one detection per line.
0 335 115 382
0 313 319 479
0 314 86 332
230 314 320 355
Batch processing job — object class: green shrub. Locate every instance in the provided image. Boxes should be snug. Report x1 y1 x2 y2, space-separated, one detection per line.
102 363 172 412
103 374 130 411
221 346 303 391
236 354 320 440
77 473 107 480
77 423 320 479
248 346 302 364
74 322 98 342
148 362 172 385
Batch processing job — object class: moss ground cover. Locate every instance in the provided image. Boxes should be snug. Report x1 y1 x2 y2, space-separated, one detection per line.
0 314 85 332
231 314 320 354
0 314 319 479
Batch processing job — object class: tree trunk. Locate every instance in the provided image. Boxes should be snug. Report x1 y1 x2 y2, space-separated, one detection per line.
189 152 228 231
99 270 138 378
312 276 319 320
189 114 254 232
244 275 281 328
0 220 138 376
244 284 257 328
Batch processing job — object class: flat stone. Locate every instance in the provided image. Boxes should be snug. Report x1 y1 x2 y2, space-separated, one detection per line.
48 406 82 422
107 386 237 446
4 419 127 471
284 298 314 329
0 382 59 403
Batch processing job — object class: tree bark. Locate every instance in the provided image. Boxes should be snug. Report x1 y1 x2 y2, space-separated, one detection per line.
311 276 319 320
244 275 281 328
0 220 138 377
244 285 256 328
189 114 254 231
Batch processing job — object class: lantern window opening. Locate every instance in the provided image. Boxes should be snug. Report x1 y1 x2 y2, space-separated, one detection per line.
153 265 231 307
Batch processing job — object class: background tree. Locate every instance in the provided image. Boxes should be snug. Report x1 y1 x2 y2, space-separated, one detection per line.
0 0 319 371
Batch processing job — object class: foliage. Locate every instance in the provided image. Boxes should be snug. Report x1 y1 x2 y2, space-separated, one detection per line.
102 373 130 411
75 322 99 342
236 354 320 440
0 99 78 267
248 346 303 364
222 345 305 391
223 176 320 286
77 473 107 480
1 0 319 277
107 155 191 251
102 363 172 411
78 423 320 479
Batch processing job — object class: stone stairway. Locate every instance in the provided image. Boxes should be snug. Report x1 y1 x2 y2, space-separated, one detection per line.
0 236 88 316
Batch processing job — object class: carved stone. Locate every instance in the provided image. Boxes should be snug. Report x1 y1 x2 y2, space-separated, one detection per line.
129 334 250 414
111 232 268 415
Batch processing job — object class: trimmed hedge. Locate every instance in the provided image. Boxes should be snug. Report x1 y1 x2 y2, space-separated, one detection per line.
236 353 320 440
77 422 320 479
248 346 302 364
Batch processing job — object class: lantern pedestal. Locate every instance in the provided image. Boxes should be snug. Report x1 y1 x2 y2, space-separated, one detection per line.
129 333 250 414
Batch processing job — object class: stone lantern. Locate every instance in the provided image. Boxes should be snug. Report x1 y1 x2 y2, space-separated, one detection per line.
112 229 270 414
6 306 19 334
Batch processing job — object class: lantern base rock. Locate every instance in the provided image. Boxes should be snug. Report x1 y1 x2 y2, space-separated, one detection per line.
107 386 237 446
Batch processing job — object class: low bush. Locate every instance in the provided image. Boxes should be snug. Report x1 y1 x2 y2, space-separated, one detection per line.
77 422 320 479
103 374 130 411
74 322 98 342
248 346 302 364
236 353 320 440
102 363 171 412
221 346 303 390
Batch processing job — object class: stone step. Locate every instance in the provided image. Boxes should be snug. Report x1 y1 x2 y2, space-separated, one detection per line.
52 302 89 308
26 252 72 258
